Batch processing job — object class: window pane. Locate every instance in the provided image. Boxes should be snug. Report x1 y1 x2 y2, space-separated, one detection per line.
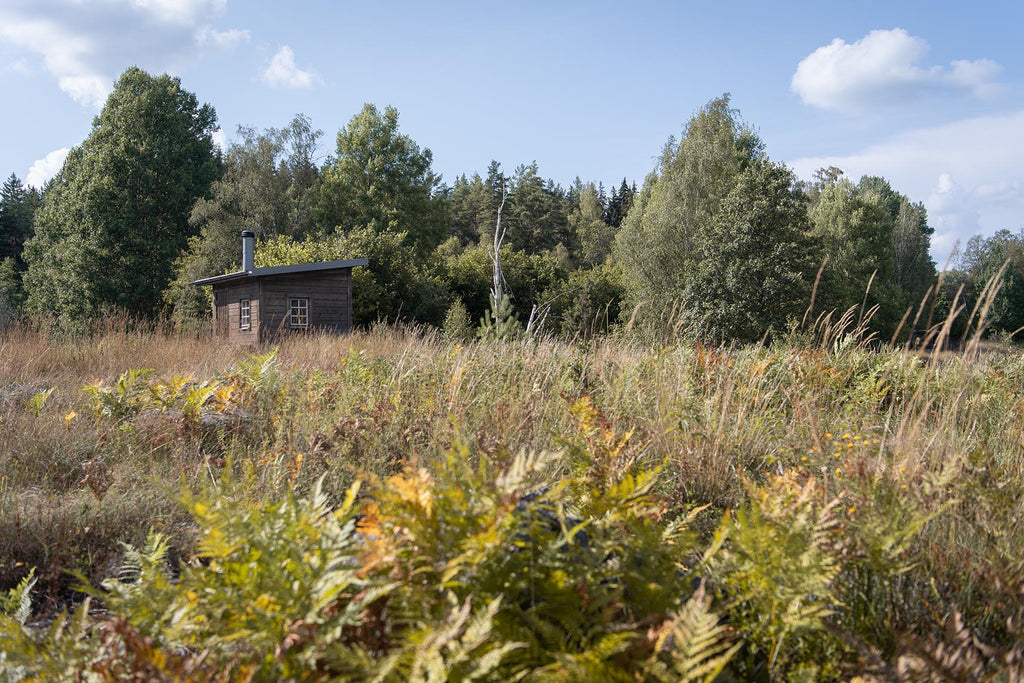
289 298 308 328
240 299 251 330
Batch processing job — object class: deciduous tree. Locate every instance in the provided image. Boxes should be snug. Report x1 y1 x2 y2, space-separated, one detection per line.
316 104 446 254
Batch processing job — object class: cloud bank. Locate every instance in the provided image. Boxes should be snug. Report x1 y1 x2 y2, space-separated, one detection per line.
790 110 1024 260
792 28 1002 110
0 0 249 108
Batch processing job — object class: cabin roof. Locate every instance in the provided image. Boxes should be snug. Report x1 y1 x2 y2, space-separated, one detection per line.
190 258 368 287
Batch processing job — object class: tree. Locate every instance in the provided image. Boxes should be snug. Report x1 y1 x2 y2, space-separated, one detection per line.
504 162 571 254
23 67 220 324
164 115 322 322
569 183 615 267
613 94 768 333
807 174 936 340
316 104 446 254
446 173 496 246
0 173 40 266
944 229 1024 340
603 178 636 228
0 173 41 315
688 159 818 342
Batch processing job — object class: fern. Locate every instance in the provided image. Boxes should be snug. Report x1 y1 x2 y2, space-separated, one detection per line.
643 583 740 683
0 568 35 626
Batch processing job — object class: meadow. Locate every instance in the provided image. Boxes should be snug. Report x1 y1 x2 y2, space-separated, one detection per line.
1 317 1022 680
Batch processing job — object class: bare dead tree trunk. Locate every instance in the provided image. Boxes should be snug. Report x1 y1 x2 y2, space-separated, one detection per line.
490 188 508 319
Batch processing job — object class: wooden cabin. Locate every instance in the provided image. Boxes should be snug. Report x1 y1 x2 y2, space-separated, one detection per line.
192 231 368 342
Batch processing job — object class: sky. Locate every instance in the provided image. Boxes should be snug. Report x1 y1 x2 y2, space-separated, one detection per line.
1 0 1022 263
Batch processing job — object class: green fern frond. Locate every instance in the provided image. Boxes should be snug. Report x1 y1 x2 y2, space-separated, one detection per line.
0 568 36 626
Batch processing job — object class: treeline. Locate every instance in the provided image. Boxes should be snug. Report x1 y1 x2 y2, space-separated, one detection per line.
1 67 1020 344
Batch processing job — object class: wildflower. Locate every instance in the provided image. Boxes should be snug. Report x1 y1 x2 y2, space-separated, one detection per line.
825 432 833 439
801 456 808 462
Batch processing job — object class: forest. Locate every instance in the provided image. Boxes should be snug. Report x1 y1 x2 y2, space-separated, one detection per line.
2 67 1024 681
3 67 1022 344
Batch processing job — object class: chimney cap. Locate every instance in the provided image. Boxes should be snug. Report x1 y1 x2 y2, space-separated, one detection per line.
241 230 255 237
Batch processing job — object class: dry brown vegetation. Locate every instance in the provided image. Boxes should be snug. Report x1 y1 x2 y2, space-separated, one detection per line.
1 317 1023 679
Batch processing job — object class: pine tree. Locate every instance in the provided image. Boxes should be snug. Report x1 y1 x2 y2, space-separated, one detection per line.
0 173 40 266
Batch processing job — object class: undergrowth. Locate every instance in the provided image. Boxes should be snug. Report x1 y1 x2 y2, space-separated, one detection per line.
0 319 1022 679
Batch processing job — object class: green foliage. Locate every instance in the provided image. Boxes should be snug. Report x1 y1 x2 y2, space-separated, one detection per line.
545 263 625 338
83 368 156 422
939 229 1024 342
504 162 572 254
442 298 473 342
688 159 818 342
569 183 615 268
444 243 569 329
257 228 448 326
807 174 936 342
445 173 498 246
165 115 322 323
712 474 842 673
613 94 778 336
23 67 221 325
25 388 53 418
0 568 35 625
317 104 446 255
478 290 521 341
0 257 24 320
0 173 39 267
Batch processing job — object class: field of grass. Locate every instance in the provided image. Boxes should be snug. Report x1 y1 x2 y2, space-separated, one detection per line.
1 318 1023 680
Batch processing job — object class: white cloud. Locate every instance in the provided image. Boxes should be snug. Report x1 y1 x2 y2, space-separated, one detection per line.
791 28 1002 110
130 0 226 26
4 58 32 75
260 46 318 89
196 26 250 50
211 128 227 151
790 110 1024 262
0 0 247 108
26 147 70 188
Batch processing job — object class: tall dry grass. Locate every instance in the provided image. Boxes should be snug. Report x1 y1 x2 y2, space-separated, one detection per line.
1 299 1022 652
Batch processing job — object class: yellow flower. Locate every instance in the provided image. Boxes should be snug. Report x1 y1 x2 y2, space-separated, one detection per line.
825 432 833 439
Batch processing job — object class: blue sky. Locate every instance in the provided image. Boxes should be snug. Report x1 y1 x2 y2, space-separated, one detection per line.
1 0 1022 261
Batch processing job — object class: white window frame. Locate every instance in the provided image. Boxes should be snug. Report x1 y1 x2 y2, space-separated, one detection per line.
239 298 251 331
288 297 309 329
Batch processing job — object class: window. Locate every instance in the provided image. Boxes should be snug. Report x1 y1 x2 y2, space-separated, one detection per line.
288 297 309 329
239 299 251 331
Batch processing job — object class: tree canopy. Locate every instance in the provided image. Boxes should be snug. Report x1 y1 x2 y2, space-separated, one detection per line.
23 67 220 324
316 104 446 254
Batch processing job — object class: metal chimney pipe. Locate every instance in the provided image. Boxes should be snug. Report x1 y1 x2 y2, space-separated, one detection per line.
241 230 255 272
